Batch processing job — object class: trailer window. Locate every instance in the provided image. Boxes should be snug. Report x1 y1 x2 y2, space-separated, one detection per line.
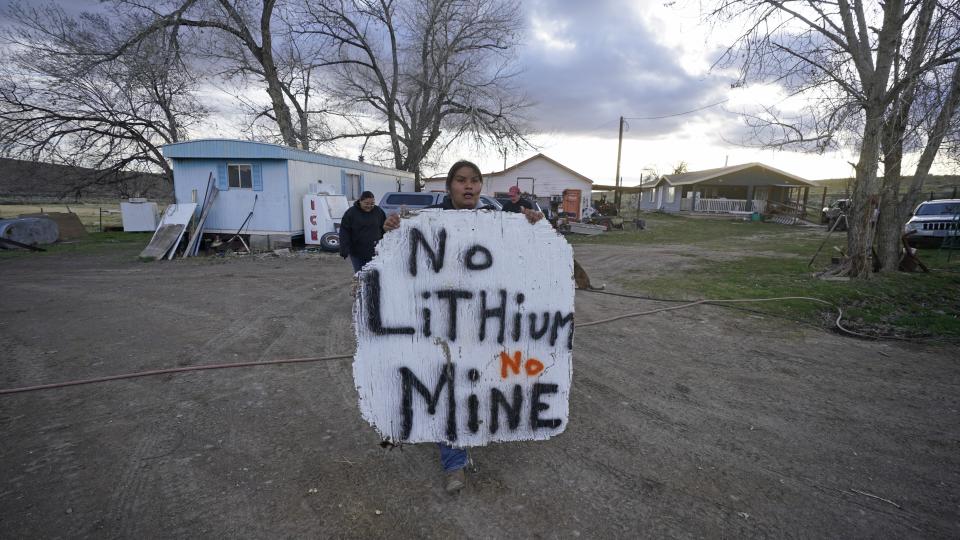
344 173 362 200
228 164 252 189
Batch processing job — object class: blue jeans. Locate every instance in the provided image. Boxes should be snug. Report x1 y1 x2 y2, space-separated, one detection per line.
350 255 371 273
438 443 468 472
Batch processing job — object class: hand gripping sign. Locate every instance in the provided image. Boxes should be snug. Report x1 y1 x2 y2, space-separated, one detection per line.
353 210 575 447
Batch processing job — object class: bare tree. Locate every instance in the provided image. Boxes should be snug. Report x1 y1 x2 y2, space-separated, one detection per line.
300 0 533 188
709 0 960 277
0 3 207 192
109 0 337 150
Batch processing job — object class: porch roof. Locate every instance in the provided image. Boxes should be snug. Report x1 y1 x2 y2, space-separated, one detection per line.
660 163 816 188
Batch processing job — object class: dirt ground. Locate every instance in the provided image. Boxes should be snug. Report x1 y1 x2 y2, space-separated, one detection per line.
1 241 958 538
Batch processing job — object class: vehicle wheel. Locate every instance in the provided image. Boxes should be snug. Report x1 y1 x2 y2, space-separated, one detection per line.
319 232 340 252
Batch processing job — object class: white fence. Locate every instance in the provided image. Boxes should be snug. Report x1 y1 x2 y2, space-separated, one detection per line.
694 198 767 213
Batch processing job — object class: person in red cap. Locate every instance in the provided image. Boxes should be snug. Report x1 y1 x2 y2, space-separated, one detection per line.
501 185 534 214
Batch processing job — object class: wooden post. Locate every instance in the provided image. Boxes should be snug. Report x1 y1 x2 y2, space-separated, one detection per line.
820 186 827 210
802 187 810 218
99 207 103 232
614 116 624 208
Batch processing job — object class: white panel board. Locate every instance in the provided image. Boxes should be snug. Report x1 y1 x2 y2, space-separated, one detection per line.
120 201 160 232
353 210 575 447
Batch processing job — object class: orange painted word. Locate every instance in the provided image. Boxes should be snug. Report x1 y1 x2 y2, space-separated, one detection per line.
500 350 545 379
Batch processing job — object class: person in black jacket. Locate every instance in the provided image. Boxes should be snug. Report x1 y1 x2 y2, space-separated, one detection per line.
500 185 533 213
339 191 387 273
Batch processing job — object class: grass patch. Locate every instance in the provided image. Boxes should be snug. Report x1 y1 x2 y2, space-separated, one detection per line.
0 231 152 259
577 212 960 339
567 213 789 247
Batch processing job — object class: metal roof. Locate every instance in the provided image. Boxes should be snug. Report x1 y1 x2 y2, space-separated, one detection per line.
484 153 595 184
661 162 815 187
161 139 415 178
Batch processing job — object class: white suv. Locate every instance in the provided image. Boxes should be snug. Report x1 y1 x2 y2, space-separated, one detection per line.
904 199 960 247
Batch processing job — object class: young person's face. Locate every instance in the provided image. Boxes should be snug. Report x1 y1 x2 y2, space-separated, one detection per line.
449 166 482 209
359 197 375 212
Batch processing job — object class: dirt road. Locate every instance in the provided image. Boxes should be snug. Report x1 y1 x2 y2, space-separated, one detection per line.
1 243 958 538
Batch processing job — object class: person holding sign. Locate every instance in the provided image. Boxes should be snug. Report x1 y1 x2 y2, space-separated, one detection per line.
339 191 387 273
383 161 542 229
382 160 544 494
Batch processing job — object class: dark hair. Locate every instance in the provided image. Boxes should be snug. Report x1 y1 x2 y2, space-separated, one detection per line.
445 160 482 190
359 190 375 201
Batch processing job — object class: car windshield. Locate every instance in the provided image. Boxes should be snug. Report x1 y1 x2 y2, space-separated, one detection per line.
383 193 434 206
915 202 960 216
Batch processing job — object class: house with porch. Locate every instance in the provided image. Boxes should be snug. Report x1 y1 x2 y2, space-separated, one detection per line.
637 162 816 217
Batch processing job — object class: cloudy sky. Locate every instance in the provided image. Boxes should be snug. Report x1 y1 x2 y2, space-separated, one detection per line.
5 0 951 184
494 0 862 184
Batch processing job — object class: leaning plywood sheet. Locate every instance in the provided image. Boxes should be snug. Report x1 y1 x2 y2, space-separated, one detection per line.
353 210 575 447
18 212 87 240
139 224 185 260
138 203 196 261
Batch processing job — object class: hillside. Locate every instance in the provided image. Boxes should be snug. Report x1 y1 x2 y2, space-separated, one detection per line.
0 158 173 204
812 175 960 199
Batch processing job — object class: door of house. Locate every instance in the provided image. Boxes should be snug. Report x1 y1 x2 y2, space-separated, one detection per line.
562 189 582 220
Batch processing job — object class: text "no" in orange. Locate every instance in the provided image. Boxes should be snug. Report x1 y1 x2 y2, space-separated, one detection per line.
500 351 544 379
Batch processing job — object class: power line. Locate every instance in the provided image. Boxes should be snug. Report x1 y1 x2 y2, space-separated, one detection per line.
624 99 729 121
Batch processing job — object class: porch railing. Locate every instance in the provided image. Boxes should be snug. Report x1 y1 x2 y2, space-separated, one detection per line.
694 198 767 213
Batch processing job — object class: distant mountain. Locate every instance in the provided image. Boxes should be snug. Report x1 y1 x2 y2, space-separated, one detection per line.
811 175 960 198
0 158 173 203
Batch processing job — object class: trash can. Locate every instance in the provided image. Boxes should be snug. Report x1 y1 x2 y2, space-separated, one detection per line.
750 212 761 222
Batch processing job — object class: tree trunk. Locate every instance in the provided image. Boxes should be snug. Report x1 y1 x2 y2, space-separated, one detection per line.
875 0 936 272
256 1 299 149
877 131 905 272
875 183 904 272
847 108 884 277
260 60 298 148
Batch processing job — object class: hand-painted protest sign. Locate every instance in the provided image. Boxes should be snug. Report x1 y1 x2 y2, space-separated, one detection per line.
353 210 575 447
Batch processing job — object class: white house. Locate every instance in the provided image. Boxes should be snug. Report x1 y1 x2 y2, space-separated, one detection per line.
424 153 594 217
162 139 415 249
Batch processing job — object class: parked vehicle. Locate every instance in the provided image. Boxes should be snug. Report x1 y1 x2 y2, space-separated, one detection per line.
584 213 624 231
494 197 549 219
904 199 960 247
378 192 502 212
821 199 850 224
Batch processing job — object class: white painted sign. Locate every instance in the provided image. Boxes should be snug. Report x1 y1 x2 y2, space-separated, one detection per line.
353 210 575 447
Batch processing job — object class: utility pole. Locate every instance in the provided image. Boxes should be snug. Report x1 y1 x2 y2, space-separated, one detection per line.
614 116 624 207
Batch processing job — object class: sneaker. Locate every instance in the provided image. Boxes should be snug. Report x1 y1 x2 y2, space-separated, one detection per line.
445 468 465 493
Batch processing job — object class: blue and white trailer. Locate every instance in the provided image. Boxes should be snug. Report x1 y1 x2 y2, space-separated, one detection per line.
162 139 416 249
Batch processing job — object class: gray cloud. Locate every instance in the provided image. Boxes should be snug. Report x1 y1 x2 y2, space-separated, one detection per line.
516 0 730 137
